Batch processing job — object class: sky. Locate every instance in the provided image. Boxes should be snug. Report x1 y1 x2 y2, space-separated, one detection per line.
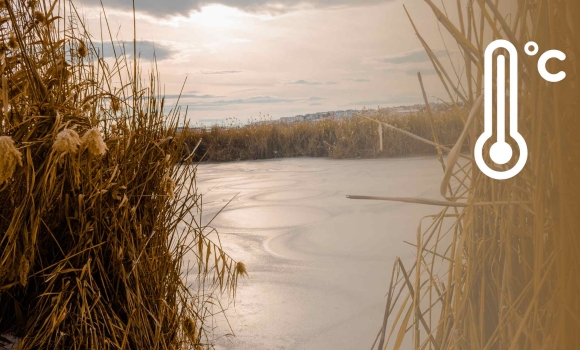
77 0 464 125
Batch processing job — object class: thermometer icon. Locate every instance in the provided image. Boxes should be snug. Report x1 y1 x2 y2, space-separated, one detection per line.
475 40 528 180
475 40 566 180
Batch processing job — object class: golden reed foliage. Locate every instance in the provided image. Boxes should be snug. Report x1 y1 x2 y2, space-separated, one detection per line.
0 136 22 184
0 0 243 348
183 110 464 161
371 0 580 349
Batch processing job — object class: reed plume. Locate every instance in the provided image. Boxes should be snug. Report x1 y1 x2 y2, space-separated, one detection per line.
52 128 81 155
0 136 22 184
81 128 107 156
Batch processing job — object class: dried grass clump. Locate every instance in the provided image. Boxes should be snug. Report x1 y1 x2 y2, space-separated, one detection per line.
183 109 464 162
32 10 44 24
162 173 175 199
366 0 580 349
81 128 107 156
0 136 22 184
235 262 248 277
0 0 243 349
7 34 17 50
52 128 81 155
76 40 87 58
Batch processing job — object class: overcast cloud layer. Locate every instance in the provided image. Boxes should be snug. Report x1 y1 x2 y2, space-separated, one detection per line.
79 0 461 124
95 40 175 60
81 0 392 17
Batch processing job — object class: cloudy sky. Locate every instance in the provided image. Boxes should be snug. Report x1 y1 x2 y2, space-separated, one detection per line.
78 0 462 125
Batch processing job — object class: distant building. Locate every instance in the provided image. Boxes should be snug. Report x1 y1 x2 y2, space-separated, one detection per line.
270 101 455 125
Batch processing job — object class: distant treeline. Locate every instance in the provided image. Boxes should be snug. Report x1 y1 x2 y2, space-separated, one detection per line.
182 110 465 162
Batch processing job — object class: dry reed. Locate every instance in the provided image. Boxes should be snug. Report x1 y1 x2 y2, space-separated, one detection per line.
183 110 464 162
0 136 22 184
0 0 243 349
365 0 580 349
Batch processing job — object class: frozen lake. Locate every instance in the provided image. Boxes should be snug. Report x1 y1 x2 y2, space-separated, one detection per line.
196 156 444 350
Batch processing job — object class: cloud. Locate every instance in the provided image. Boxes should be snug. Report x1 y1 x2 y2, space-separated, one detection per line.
213 95 293 104
181 95 295 109
286 80 338 86
200 70 242 75
405 68 437 76
371 48 448 65
383 67 437 76
349 100 389 106
231 88 259 93
349 94 422 107
176 95 323 110
345 78 370 82
198 118 227 124
80 0 393 17
94 40 174 60
164 93 225 99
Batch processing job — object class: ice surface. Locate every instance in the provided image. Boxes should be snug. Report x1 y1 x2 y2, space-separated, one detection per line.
195 156 444 350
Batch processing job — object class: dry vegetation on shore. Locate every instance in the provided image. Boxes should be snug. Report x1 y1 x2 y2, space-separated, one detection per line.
184 110 464 161
369 0 580 349
0 1 243 349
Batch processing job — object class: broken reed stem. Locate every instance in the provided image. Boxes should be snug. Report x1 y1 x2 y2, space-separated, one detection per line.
354 113 474 162
346 195 529 208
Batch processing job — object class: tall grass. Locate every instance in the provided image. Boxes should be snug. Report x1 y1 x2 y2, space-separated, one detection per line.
0 0 243 348
184 110 464 161
366 0 580 349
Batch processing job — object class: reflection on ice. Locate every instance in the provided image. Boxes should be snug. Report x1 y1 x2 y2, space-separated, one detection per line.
216 205 330 230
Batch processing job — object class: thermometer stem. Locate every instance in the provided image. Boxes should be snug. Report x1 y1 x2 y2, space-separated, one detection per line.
497 54 506 144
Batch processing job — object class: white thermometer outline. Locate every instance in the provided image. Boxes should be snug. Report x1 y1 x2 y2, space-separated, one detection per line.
475 40 528 180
